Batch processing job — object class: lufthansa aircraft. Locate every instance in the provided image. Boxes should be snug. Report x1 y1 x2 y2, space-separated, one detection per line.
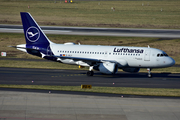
14 12 175 78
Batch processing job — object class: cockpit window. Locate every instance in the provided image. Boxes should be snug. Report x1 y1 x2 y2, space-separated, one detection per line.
157 53 168 57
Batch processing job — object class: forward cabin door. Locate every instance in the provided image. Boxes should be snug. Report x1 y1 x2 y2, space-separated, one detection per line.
144 50 151 61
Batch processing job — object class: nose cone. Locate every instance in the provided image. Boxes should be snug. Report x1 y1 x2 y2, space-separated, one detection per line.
171 58 175 66
167 57 175 67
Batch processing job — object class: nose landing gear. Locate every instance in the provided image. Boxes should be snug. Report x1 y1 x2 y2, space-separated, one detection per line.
147 68 152 78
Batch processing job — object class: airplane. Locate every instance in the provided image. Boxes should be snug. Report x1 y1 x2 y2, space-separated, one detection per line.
13 12 175 78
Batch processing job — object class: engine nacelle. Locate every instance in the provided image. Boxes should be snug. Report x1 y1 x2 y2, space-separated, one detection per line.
122 68 140 73
94 62 118 74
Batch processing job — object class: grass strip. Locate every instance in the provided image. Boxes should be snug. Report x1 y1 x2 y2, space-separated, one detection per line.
0 84 180 97
1 0 180 29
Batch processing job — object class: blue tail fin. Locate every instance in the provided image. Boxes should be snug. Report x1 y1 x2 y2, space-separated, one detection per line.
20 12 55 59
20 12 52 46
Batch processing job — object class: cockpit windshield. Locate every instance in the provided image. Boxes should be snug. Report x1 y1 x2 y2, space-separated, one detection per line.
157 53 168 57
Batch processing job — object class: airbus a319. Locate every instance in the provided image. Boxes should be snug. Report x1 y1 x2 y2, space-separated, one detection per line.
13 12 175 78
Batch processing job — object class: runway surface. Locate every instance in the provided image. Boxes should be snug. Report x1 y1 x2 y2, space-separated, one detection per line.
0 88 180 120
1 67 180 120
1 24 180 38
0 67 180 88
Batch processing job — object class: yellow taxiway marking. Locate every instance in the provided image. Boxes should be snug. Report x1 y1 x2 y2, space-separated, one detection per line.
51 74 85 78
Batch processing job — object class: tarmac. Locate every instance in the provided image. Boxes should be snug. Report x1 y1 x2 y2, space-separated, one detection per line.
0 89 180 120
0 67 180 120
1 24 180 38
0 67 180 88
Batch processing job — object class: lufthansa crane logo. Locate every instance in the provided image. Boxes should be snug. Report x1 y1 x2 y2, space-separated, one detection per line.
26 27 40 42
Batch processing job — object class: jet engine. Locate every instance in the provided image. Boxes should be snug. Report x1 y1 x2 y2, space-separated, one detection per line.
93 62 118 74
122 68 140 73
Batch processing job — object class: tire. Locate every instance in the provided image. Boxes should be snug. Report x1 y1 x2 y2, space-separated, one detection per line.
148 74 152 78
87 71 94 76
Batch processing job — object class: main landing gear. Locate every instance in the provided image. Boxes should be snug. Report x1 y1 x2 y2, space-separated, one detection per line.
87 66 94 76
147 68 152 78
87 71 94 76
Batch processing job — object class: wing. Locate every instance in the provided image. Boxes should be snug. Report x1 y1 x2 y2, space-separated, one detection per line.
53 55 118 64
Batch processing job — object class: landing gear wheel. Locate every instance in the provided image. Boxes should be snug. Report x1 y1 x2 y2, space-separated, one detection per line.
87 71 94 76
148 74 152 78
147 68 152 78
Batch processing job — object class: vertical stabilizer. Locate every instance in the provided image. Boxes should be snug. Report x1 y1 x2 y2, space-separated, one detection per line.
20 12 55 59
20 12 53 46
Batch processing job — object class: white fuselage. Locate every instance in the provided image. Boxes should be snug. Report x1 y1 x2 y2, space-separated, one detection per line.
50 43 175 68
